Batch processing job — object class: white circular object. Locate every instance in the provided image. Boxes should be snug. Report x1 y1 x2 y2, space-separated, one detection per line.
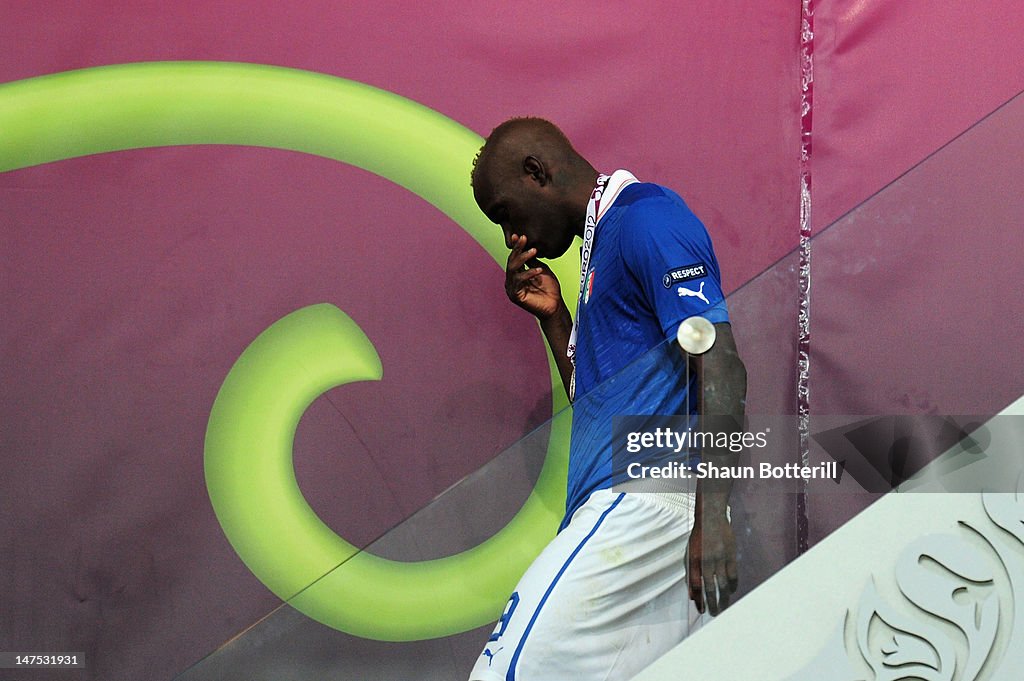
676 316 716 354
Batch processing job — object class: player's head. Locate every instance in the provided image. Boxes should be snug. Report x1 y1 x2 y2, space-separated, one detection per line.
471 117 597 258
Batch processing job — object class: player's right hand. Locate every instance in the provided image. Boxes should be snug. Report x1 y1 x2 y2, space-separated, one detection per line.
505 234 563 320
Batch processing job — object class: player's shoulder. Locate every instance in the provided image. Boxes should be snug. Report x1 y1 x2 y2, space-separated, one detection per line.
613 182 705 239
615 182 686 210
614 182 696 223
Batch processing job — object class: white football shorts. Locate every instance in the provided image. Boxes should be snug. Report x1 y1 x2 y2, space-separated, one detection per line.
468 489 708 681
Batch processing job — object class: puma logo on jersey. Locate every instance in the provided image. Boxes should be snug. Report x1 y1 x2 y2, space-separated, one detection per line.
677 281 709 305
483 647 504 666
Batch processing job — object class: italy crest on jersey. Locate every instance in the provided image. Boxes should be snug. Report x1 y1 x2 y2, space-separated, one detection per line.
585 269 595 304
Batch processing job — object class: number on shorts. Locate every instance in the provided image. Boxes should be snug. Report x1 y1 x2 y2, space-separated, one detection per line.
488 592 520 642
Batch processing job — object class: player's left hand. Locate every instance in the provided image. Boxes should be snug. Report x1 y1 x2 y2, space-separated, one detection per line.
687 504 738 616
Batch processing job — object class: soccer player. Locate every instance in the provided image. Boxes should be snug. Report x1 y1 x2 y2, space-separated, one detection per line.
468 118 747 681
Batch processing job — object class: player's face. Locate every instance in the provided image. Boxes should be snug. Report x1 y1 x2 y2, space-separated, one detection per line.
476 171 573 259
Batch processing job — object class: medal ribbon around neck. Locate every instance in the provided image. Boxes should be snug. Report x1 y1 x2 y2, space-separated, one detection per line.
568 169 638 402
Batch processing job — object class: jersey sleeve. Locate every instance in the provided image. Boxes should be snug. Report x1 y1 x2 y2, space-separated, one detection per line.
620 195 729 340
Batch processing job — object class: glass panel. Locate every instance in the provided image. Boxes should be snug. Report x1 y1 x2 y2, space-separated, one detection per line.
806 89 1024 543
175 87 1024 681
175 326 788 679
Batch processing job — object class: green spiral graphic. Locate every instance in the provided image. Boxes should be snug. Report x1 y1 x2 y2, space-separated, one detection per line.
0 61 575 640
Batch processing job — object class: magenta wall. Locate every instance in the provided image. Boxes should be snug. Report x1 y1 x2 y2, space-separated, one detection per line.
1 2 1021 679
813 1 1024 229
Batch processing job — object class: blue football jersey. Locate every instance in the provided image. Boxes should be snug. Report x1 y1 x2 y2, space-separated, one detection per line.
563 182 729 524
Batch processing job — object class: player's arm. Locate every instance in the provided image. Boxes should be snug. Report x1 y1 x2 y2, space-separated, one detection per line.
538 306 574 400
615 195 746 612
688 322 746 616
504 234 574 399
693 322 746 512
